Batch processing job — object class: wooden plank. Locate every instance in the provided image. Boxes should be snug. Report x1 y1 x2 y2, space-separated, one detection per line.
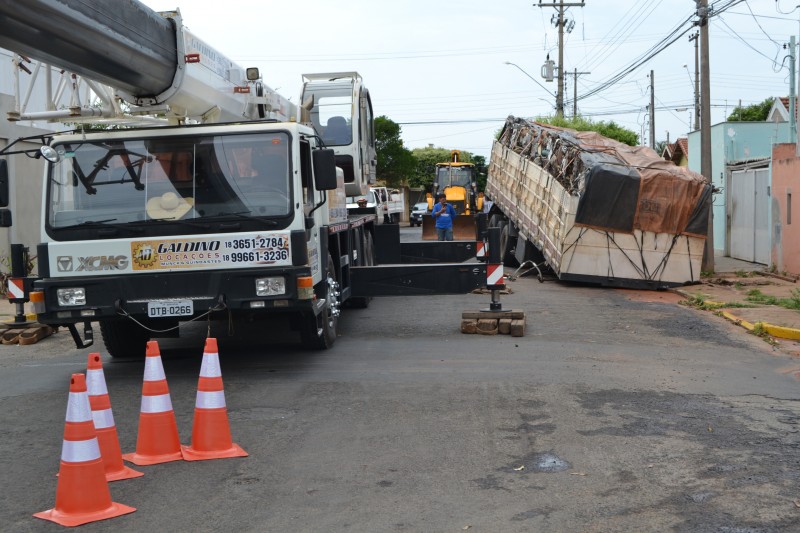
498 318 512 335
510 319 526 337
461 309 525 320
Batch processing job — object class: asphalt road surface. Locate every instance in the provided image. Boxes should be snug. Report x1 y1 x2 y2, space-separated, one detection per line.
2 227 800 532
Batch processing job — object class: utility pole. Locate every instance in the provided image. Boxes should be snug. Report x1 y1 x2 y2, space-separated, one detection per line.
790 35 796 144
698 0 714 272
649 70 656 149
689 31 700 131
538 1 585 117
571 68 590 118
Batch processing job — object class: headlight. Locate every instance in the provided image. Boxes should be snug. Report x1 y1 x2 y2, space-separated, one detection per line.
56 287 86 306
255 277 285 296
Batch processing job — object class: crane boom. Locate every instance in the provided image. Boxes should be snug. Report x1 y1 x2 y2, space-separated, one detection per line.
0 0 296 123
0 0 176 97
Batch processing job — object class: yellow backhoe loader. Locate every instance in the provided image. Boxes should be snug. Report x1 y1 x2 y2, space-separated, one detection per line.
422 150 484 240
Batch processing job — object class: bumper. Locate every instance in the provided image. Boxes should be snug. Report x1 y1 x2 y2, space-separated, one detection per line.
34 268 315 325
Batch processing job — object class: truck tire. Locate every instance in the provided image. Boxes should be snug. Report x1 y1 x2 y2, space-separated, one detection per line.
100 319 150 359
500 222 519 267
302 254 339 349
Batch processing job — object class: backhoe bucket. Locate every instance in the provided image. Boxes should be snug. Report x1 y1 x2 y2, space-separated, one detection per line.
421 215 477 241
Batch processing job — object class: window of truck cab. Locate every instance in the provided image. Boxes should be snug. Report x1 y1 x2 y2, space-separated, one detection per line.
305 85 353 147
46 132 293 237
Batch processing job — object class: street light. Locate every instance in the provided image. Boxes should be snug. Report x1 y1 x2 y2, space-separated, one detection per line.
504 61 556 110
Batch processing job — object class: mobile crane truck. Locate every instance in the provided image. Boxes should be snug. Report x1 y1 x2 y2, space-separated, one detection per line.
0 0 486 357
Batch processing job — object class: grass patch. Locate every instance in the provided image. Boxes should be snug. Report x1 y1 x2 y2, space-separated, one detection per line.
746 289 778 305
746 288 800 310
750 322 779 345
680 294 754 311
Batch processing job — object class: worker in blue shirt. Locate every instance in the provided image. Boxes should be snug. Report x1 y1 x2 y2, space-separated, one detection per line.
432 193 457 241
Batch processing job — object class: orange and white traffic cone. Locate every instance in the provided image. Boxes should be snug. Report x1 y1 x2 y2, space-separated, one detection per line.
86 352 144 481
122 340 184 465
34 373 136 526
182 338 248 461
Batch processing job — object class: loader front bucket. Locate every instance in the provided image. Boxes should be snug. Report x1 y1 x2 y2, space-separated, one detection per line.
421 215 477 241
453 215 477 241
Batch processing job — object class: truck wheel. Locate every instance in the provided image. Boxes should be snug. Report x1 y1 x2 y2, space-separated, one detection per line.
500 222 519 267
100 319 150 359
302 254 340 349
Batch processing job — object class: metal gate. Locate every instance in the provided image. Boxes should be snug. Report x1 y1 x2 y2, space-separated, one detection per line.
728 168 769 264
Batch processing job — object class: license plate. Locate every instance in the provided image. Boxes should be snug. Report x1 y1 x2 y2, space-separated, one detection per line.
147 299 193 318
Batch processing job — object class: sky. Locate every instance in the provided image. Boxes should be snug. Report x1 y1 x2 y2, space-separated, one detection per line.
138 0 800 160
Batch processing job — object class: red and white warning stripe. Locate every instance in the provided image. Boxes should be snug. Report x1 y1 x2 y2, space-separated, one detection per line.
476 241 486 260
7 278 24 300
487 263 504 286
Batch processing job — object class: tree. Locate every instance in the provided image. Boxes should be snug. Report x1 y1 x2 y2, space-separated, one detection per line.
411 147 451 189
727 97 775 122
375 116 416 187
409 146 478 190
655 140 668 157
537 115 640 146
472 154 487 191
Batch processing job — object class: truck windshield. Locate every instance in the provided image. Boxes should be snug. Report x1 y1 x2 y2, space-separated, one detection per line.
436 166 473 189
46 132 292 230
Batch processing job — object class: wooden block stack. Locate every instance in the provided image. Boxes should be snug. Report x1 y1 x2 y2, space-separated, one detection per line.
461 310 526 337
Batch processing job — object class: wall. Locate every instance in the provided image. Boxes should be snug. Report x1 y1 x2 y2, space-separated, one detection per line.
688 121 789 254
770 143 800 276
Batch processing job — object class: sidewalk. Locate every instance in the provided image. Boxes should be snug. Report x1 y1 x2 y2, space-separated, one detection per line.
672 254 800 341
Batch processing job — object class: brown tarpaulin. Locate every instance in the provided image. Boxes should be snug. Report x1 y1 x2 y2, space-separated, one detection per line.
572 131 709 237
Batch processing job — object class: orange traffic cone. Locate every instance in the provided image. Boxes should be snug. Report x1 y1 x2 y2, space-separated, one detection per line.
34 373 136 526
86 352 144 481
182 338 248 461
122 341 184 465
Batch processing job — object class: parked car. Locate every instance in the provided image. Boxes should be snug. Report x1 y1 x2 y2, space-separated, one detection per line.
410 202 429 227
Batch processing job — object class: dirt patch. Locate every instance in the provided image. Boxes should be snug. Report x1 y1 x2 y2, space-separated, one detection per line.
620 289 684 305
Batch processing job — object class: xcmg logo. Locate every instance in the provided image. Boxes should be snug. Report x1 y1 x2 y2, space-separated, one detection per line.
56 255 129 272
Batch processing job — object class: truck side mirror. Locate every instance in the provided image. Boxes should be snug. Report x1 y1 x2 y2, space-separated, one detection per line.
0 159 9 208
312 149 338 191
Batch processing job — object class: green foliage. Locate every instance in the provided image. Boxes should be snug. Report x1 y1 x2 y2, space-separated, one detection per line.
375 116 417 187
472 154 487 191
727 97 774 122
680 294 752 311
745 288 800 310
536 115 640 146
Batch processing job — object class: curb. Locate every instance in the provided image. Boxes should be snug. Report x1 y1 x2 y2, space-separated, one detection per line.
673 289 800 341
